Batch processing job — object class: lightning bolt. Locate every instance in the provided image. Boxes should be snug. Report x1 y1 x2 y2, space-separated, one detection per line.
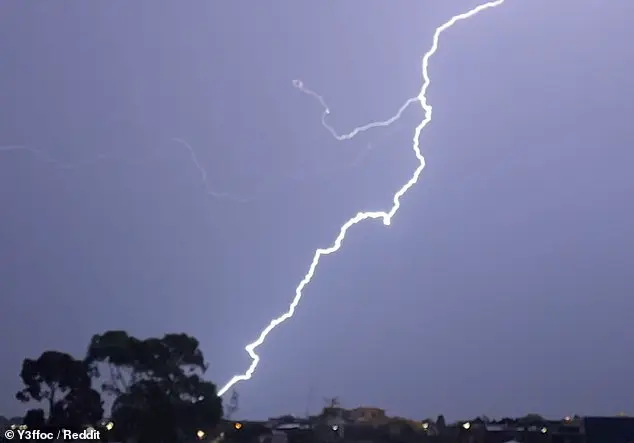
217 0 506 397
218 0 505 397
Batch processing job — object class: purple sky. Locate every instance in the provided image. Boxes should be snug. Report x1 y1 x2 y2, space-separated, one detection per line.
1 0 633 422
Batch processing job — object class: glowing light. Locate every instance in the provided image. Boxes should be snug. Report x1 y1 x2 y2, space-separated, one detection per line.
105 422 114 431
217 0 506 397
462 422 471 430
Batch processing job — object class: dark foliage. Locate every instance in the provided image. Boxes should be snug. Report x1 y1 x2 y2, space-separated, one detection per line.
16 351 103 426
86 330 222 443
16 330 222 443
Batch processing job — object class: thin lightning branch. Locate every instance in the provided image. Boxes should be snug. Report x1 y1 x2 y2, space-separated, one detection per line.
172 138 254 203
292 80 419 143
0 144 176 170
289 120 404 182
171 135 388 204
0 145 107 169
217 0 506 397
3 140 262 204
1 141 248 203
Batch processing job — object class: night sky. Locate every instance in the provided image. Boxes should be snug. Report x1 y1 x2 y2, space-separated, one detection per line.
2 0 633 422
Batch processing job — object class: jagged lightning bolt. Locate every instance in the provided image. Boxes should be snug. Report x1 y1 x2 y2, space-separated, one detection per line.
217 0 506 397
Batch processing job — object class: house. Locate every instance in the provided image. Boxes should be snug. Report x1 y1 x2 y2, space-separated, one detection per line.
584 416 634 443
347 407 387 425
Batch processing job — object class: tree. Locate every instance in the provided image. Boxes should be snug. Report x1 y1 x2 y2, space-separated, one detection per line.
85 330 223 443
23 409 45 428
436 415 446 430
57 386 104 425
519 413 546 426
85 330 207 395
16 351 103 426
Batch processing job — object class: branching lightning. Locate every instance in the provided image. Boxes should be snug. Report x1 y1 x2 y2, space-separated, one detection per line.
217 0 506 398
172 138 254 203
2 135 389 206
171 135 390 204
2 141 252 204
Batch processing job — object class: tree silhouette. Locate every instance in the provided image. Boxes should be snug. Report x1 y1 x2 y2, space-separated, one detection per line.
23 409 45 428
15 351 103 426
519 413 546 426
16 330 223 441
86 330 222 443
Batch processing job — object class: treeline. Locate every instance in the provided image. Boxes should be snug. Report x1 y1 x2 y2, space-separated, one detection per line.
14 330 223 442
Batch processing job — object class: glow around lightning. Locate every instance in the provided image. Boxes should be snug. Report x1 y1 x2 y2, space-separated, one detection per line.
217 0 506 397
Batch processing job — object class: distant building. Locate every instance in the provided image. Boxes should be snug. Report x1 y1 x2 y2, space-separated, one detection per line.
347 407 387 424
584 416 634 443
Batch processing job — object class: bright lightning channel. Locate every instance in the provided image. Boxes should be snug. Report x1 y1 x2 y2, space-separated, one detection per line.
217 0 506 397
